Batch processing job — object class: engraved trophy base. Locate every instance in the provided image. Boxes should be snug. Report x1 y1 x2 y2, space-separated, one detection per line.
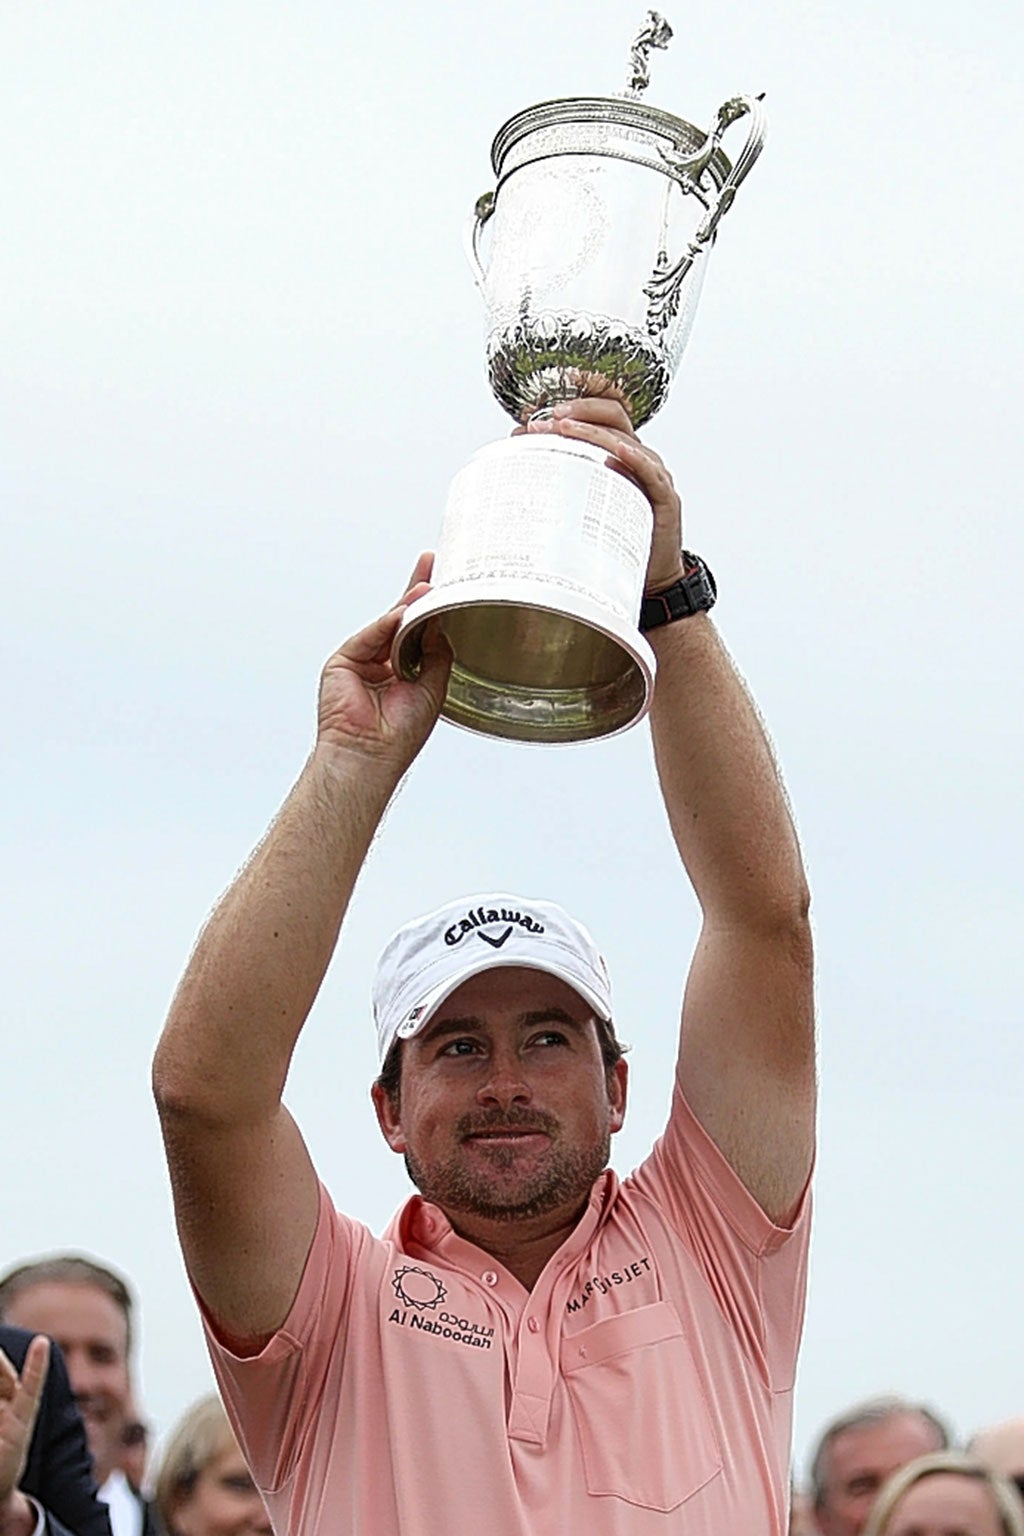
392 435 656 744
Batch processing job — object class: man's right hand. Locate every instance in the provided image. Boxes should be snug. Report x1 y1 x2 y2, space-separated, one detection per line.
317 553 451 765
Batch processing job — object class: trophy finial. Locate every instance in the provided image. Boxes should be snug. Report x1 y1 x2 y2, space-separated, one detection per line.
625 12 673 98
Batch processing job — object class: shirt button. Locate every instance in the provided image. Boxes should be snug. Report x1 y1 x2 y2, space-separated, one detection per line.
482 1270 499 1287
527 1317 540 1333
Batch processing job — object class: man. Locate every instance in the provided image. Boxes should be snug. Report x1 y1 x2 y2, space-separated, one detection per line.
0 1262 157 1536
1 1327 111 1536
153 398 817 1534
809 1395 950 1536
114 1401 148 1505
970 1417 1024 1499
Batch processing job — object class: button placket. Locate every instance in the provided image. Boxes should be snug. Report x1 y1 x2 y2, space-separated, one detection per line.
508 1279 561 1445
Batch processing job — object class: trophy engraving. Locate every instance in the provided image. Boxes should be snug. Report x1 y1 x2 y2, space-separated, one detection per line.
393 15 766 743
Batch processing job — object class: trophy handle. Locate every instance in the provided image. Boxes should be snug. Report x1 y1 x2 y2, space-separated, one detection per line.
464 190 496 291
644 93 767 336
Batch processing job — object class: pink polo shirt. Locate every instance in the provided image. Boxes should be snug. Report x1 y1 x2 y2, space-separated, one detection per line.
203 1080 811 1534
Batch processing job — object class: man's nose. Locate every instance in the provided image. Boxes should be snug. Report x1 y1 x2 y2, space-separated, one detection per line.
64 1351 102 1401
477 1050 531 1109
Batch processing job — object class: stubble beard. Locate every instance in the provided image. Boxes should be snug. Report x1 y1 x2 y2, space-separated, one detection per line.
404 1110 611 1224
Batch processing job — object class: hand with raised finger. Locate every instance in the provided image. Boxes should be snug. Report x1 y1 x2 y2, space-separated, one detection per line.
525 398 687 592
0 1335 49 1512
316 552 452 767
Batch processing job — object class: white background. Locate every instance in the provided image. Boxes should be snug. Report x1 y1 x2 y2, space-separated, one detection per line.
2 0 1021 1486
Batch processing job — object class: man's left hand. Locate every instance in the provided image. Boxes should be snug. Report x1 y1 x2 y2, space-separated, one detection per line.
523 397 686 592
0 1336 49 1536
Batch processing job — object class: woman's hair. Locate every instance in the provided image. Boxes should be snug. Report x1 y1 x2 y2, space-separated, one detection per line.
153 1394 238 1535
862 1450 1024 1536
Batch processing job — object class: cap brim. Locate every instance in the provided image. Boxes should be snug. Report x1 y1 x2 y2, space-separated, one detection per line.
394 954 612 1044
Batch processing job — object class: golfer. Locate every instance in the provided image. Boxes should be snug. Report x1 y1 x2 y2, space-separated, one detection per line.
153 398 816 1535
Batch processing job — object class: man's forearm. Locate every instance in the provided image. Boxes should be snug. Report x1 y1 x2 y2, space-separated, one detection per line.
649 615 809 928
154 744 402 1122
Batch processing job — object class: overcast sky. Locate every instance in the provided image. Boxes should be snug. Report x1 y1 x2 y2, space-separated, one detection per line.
2 0 1021 1486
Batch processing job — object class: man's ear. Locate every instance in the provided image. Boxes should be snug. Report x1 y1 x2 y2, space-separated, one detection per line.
370 1080 407 1154
609 1057 628 1134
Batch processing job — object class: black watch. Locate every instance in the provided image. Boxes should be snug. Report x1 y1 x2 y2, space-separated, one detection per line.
639 552 717 631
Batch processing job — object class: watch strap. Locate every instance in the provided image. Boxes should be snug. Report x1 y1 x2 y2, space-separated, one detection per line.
639 552 717 631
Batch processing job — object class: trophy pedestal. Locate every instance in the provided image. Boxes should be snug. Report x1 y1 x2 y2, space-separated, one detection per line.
393 435 656 744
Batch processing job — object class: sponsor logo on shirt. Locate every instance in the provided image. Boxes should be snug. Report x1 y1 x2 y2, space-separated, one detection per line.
443 906 545 947
391 1265 447 1311
389 1267 495 1350
565 1256 653 1313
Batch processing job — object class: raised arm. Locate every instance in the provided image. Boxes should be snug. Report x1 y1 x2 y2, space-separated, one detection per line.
535 402 815 1225
152 557 450 1352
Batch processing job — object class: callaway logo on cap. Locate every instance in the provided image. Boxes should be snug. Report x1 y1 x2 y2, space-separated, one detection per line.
372 892 612 1065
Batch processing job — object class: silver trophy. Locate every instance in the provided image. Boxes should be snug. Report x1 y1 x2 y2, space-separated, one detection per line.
393 14 765 743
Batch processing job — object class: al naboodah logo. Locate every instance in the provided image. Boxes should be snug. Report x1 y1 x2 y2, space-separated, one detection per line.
392 1265 447 1311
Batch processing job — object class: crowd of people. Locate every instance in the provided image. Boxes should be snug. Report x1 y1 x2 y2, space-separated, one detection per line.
791 1396 1024 1535
0 1248 1021 1535
0 1256 268 1536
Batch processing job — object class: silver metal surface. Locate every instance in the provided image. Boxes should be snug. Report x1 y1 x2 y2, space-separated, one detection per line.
625 11 674 98
393 437 655 743
406 15 765 743
467 83 765 425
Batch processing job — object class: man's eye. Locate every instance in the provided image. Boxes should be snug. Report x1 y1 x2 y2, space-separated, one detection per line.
847 1479 879 1498
440 1038 481 1056
532 1031 567 1047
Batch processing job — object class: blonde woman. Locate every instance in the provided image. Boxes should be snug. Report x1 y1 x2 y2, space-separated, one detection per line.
862 1450 1024 1536
154 1396 270 1536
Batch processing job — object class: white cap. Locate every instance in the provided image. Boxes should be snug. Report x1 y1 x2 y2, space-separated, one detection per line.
372 893 613 1066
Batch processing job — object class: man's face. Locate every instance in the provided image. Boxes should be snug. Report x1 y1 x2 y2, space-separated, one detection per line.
372 966 626 1232
4 1280 130 1486
815 1414 946 1536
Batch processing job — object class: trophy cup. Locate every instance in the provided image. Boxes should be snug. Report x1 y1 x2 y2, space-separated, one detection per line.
393 13 766 743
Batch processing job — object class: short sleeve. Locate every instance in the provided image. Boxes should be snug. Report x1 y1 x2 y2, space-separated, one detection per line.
627 1077 812 1391
201 1182 371 1492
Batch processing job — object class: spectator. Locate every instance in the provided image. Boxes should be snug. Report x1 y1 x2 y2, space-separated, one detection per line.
810 1395 950 1535
0 1259 159 1536
861 1451 1024 1536
117 1396 150 1500
153 1396 269 1536
971 1420 1024 1500
1 1326 111 1536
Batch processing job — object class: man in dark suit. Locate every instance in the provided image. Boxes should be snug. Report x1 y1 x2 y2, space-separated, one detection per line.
0 1261 157 1536
0 1325 111 1536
